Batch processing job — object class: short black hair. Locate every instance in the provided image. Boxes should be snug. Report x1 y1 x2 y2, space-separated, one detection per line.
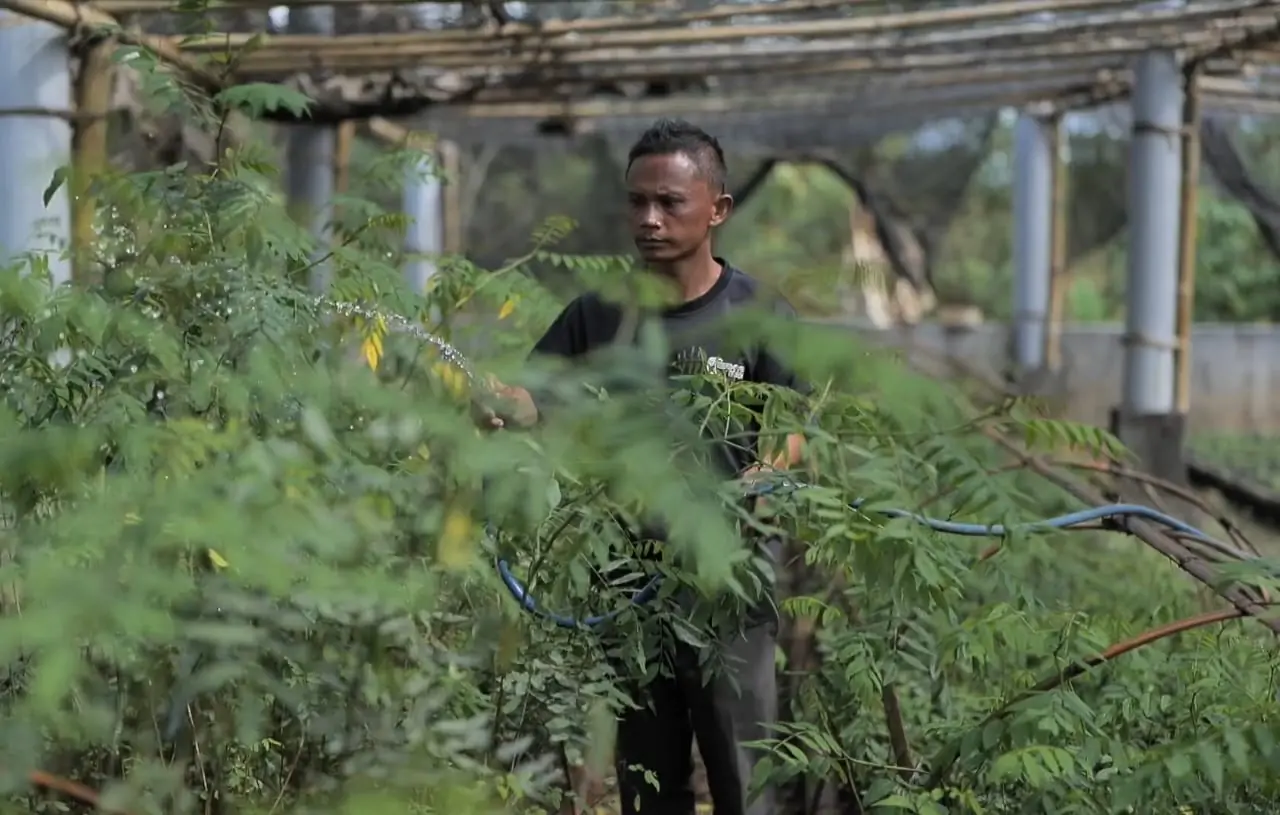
626 118 727 192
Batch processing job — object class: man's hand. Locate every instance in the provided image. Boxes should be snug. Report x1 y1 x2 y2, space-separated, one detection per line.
740 463 773 487
472 378 538 431
743 432 806 508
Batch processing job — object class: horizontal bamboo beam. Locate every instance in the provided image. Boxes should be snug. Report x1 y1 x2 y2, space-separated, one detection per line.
203 6 1276 77
423 112 956 150
421 60 1124 111
418 69 1280 124
99 0 507 5
365 115 434 150
412 92 1116 151
417 74 1114 121
1203 95 1280 115
176 0 1150 55
98 0 857 30
230 32 1245 80
1200 74 1280 100
410 81 1280 143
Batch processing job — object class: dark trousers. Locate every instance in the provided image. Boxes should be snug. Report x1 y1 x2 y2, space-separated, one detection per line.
614 538 781 815
616 622 778 815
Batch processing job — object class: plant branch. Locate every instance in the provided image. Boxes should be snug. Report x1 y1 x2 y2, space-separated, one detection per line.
924 606 1255 789
27 769 126 814
1051 457 1259 555
980 426 1279 634
881 683 915 781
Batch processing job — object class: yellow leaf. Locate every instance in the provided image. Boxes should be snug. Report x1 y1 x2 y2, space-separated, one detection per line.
498 297 517 320
207 548 229 569
359 315 387 371
361 332 383 371
432 361 468 399
438 507 475 569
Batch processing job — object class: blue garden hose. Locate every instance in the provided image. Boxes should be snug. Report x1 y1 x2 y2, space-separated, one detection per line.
494 480 1226 630
322 306 1227 630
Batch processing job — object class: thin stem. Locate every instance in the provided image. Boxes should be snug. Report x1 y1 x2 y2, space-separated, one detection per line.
925 606 1257 789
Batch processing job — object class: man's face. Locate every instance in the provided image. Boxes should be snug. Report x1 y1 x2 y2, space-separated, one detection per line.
626 152 731 265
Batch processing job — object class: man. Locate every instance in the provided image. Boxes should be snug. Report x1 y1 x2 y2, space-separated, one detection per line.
475 118 806 815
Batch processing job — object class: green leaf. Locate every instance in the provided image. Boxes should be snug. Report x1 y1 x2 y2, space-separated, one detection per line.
214 83 313 118
43 166 68 208
1196 741 1225 792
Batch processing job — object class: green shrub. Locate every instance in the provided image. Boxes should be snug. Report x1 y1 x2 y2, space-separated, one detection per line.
1 64 1279 815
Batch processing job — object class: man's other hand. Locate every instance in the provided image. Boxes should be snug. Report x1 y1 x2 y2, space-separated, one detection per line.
471 400 505 431
472 378 538 431
740 463 773 487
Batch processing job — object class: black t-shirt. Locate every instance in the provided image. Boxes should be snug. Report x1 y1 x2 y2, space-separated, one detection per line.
529 259 804 477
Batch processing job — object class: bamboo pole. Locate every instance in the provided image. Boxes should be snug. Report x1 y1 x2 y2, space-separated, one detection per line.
252 59 1128 116
417 80 1105 123
234 35 1157 75
1042 113 1069 372
71 38 114 287
1174 66 1203 416
421 66 1123 118
1199 74 1280 100
177 0 1141 52
230 35 1203 80
223 14 1274 76
179 0 1227 59
334 119 355 194
96 0 859 29
438 139 462 255
364 116 433 150
1201 96 1280 116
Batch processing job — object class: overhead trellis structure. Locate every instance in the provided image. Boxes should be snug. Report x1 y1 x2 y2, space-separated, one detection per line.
5 0 1280 133
4 0 1280 334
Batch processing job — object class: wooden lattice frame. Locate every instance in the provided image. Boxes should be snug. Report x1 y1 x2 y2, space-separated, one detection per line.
3 0 1280 136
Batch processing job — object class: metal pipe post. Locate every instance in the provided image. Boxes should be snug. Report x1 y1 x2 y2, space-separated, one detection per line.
1122 51 1183 417
285 6 336 293
0 12 72 285
403 151 443 294
1011 113 1055 374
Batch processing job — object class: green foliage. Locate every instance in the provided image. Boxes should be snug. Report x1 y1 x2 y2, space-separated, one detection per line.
718 164 859 315
1189 433 1280 492
3 50 1280 815
1193 194 1280 323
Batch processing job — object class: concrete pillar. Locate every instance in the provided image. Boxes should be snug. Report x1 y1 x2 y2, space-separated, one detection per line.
1113 50 1186 479
1011 114 1056 374
403 152 443 294
284 6 335 293
1122 50 1183 417
0 13 72 285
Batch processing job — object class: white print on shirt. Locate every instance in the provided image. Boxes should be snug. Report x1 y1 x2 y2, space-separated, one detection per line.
706 355 745 381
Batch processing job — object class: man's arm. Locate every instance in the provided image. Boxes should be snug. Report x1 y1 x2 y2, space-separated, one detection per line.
474 299 585 430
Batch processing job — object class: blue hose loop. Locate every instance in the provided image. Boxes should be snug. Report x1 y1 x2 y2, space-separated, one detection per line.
495 557 662 629
495 481 1225 630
